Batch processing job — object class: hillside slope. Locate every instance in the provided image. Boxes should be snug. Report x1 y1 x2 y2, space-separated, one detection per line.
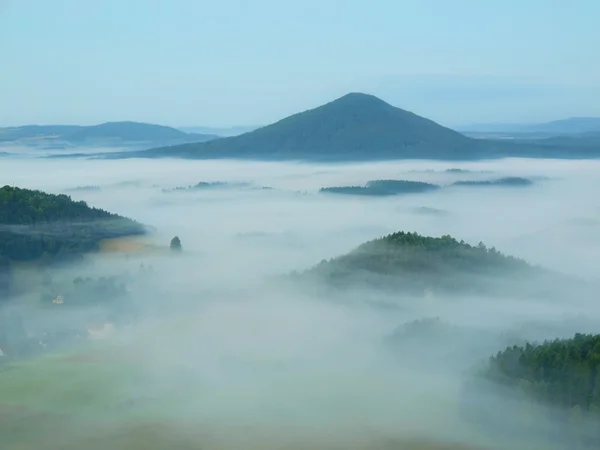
129 93 482 160
65 121 190 142
461 117 600 135
463 333 600 448
297 231 560 296
0 185 145 263
0 122 217 147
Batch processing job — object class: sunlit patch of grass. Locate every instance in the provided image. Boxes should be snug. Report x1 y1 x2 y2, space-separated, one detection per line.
0 352 141 413
99 236 156 253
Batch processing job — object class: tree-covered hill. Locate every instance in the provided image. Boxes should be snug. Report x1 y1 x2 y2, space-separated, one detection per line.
320 180 440 196
124 93 482 161
451 177 533 187
484 334 600 413
64 121 204 143
0 185 146 263
463 334 600 448
298 231 552 295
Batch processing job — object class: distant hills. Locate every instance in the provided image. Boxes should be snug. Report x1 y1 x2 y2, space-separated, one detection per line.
320 180 441 196
318 177 534 197
0 121 218 148
112 93 600 161
459 117 600 137
178 125 260 137
5 94 600 160
122 93 483 161
451 177 533 187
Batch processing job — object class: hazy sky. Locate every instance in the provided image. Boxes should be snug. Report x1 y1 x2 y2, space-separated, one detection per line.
1 0 599 127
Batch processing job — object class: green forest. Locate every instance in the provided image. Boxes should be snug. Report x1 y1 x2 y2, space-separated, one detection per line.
0 185 145 303
484 334 600 413
320 180 440 196
460 334 600 448
0 185 145 263
301 231 541 295
451 177 533 187
3 182 600 449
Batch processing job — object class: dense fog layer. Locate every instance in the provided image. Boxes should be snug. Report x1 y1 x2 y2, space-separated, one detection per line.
5 156 600 277
1 154 600 449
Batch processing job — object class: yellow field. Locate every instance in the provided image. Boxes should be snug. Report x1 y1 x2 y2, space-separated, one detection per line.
99 236 164 255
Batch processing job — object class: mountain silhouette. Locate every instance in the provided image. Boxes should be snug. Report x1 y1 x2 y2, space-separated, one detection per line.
132 93 481 160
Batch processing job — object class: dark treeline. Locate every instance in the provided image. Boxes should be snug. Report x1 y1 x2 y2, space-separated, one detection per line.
0 185 145 304
463 334 600 449
301 231 541 295
485 334 600 412
319 177 533 197
320 179 440 196
162 181 251 193
451 177 533 187
0 185 145 263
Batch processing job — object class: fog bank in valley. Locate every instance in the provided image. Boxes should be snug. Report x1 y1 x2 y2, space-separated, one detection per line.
2 154 600 449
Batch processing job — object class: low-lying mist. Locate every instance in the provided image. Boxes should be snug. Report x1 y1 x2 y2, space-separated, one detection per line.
2 155 600 449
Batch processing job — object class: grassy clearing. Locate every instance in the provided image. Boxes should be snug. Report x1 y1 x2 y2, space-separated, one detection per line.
0 353 139 413
99 236 159 254
0 347 539 450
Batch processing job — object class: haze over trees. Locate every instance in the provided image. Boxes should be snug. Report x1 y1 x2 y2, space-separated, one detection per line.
0 121 217 147
451 177 533 187
106 93 600 162
298 231 555 297
320 180 440 196
170 236 182 252
125 93 482 161
0 185 145 263
459 117 600 136
463 333 600 448
1 158 599 450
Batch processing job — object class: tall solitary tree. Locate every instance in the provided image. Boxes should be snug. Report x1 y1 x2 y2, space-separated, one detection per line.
170 236 182 252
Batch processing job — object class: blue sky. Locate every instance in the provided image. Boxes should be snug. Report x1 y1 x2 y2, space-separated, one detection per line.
1 0 598 127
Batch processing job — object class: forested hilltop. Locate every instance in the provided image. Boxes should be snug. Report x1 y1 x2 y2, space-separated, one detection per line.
299 231 555 296
0 185 145 263
485 334 600 413
463 334 600 448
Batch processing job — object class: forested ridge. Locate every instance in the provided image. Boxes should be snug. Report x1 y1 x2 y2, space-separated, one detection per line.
460 334 600 448
484 334 600 412
302 231 539 294
0 185 145 262
317 231 530 272
320 179 440 196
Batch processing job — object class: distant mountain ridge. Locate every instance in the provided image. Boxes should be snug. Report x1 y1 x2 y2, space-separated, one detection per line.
124 93 482 161
112 93 600 162
0 121 218 147
459 117 600 136
178 125 260 137
7 93 598 160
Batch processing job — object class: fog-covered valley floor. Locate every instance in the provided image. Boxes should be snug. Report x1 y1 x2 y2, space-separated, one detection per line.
2 155 600 449
7 156 600 276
